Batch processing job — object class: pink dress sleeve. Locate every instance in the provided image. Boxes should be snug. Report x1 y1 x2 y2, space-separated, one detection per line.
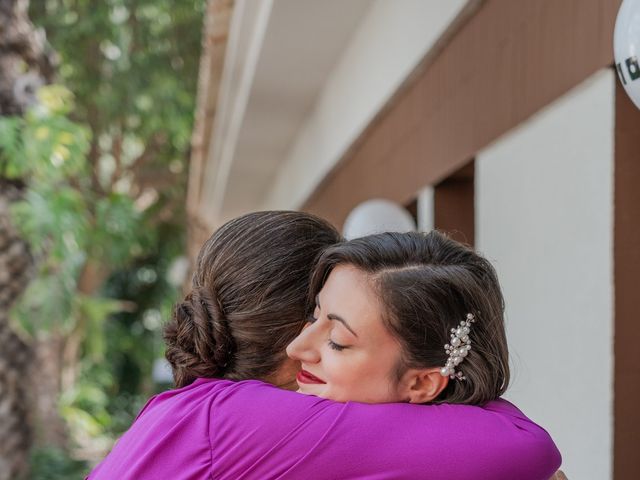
87 378 561 479
207 379 561 480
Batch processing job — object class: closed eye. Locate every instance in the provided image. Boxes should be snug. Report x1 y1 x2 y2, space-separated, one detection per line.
328 339 347 351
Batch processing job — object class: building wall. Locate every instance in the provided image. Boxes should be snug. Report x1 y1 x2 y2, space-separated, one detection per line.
264 0 472 211
476 69 615 480
613 80 640 480
303 0 620 228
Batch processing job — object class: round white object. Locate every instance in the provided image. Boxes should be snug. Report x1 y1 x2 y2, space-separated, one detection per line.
614 0 640 110
152 357 174 384
343 199 416 240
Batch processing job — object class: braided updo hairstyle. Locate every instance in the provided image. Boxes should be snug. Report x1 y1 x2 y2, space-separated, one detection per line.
164 211 341 388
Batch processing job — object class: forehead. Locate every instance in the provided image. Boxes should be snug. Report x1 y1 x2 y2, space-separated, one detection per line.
319 265 392 342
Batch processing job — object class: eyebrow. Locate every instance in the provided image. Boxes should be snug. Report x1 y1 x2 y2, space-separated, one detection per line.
316 294 359 338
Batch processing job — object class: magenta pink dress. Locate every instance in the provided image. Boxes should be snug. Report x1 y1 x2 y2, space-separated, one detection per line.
88 378 561 479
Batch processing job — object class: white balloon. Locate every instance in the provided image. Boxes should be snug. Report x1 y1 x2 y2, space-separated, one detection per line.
614 0 640 109
343 199 416 240
151 358 174 384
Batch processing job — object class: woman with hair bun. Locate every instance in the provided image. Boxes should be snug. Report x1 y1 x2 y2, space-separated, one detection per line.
164 210 340 390
88 212 561 480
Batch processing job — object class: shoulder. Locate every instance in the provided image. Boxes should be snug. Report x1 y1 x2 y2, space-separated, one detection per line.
87 380 223 479
204 378 336 438
206 381 561 479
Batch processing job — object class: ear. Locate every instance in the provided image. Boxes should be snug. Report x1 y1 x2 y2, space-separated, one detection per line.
401 368 449 404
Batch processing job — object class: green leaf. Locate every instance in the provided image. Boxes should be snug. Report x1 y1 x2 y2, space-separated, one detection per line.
0 116 26 178
74 294 128 360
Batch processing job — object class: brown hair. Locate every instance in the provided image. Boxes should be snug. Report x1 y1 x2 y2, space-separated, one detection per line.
310 230 509 405
164 211 341 388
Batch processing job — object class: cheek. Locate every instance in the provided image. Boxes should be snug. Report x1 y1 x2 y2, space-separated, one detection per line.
325 351 376 387
343 350 401 399
322 347 355 382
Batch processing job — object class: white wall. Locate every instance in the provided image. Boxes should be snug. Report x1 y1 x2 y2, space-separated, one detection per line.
416 186 435 232
264 0 470 210
476 69 614 480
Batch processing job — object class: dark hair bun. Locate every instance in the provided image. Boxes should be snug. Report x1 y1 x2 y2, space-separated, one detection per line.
164 286 235 387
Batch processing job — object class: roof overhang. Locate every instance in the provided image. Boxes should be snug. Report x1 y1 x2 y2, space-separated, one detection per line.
189 0 477 230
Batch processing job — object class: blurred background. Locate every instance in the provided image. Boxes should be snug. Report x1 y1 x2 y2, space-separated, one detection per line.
0 0 638 479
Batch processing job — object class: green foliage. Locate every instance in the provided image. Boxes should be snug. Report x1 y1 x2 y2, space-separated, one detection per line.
11 187 88 259
0 117 22 174
2 86 150 339
92 193 151 265
1 3 204 475
59 380 146 441
30 0 205 180
0 87 88 336
74 294 124 359
30 447 88 480
54 247 182 449
5 0 204 467
0 86 90 181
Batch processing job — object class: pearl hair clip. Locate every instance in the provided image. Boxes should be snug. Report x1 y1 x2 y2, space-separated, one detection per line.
440 313 476 381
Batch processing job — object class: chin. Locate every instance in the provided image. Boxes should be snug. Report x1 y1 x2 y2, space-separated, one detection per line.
296 384 323 397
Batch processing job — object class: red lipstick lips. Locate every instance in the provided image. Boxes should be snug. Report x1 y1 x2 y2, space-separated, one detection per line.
296 369 326 385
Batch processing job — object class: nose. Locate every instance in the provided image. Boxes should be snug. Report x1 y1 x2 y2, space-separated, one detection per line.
286 321 321 364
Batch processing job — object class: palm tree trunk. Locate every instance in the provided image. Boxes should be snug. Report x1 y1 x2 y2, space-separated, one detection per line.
0 180 34 480
0 1 56 478
0 320 32 480
33 334 68 448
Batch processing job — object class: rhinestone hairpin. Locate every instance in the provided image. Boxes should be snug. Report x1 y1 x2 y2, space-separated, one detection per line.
440 313 475 381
